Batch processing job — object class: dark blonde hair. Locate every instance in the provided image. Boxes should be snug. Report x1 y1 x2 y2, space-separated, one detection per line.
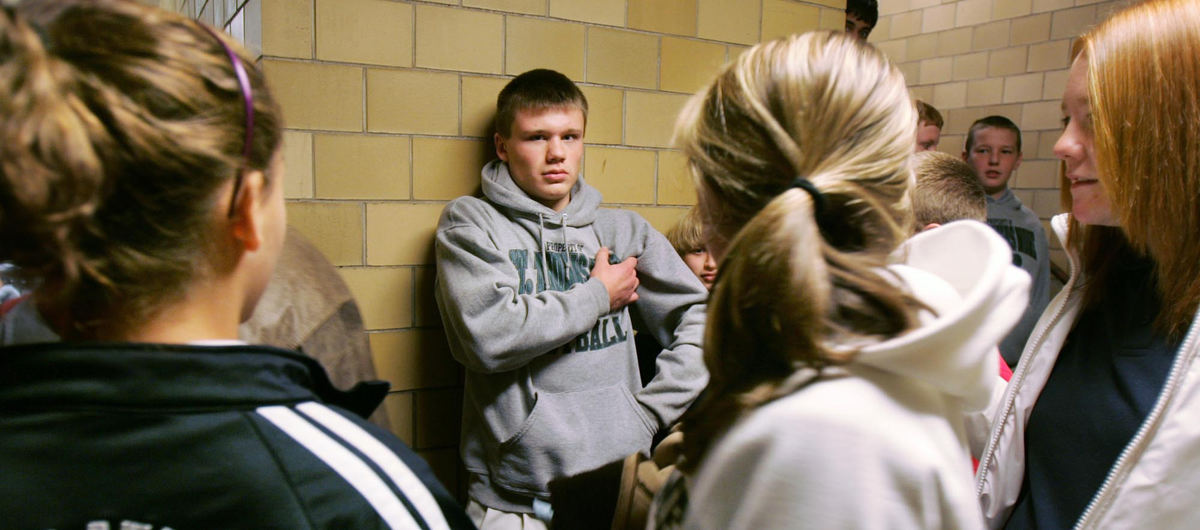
0 0 283 338
912 151 986 227
915 99 943 129
674 31 921 470
665 206 706 257
1064 0 1200 339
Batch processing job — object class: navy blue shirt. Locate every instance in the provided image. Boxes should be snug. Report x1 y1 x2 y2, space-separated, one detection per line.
1006 254 1179 529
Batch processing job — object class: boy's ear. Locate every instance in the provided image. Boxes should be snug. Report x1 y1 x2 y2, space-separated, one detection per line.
229 170 268 252
494 132 509 162
1014 151 1023 170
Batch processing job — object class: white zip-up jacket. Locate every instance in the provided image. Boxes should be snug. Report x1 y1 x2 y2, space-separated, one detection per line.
976 213 1200 528
671 221 1028 529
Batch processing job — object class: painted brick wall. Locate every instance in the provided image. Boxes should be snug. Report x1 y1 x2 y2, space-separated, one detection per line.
169 0 843 493
870 0 1128 271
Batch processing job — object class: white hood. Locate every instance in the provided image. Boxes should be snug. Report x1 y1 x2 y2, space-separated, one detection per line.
859 220 1031 411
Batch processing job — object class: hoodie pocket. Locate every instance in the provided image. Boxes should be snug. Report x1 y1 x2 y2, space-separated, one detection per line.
489 384 655 496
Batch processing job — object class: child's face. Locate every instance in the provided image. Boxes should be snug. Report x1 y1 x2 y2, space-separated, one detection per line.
845 13 872 41
681 247 717 291
964 127 1022 197
916 122 941 152
495 106 585 212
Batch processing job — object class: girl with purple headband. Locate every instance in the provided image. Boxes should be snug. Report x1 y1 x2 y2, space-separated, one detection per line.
0 1 472 527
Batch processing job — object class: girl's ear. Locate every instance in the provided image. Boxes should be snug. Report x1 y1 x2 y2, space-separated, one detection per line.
228 169 267 252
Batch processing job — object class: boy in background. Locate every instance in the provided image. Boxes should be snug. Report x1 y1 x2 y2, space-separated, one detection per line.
665 207 716 292
911 151 1015 456
845 0 878 41
915 100 944 152
963 115 1050 367
434 69 708 528
912 151 986 231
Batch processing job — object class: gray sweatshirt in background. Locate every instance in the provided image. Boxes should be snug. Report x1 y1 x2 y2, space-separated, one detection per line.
986 188 1050 367
434 160 709 512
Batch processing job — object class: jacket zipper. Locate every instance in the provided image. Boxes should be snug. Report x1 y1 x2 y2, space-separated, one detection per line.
1073 309 1200 528
975 216 1079 498
974 265 1076 498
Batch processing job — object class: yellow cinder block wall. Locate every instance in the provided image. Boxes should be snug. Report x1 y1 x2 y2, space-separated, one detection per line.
172 0 1129 495
869 0 1128 274
175 0 845 493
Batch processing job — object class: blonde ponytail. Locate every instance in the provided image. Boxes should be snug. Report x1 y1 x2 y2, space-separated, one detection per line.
676 31 921 471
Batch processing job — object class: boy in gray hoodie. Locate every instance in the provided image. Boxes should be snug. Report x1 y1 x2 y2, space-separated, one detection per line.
433 69 708 527
963 115 1050 367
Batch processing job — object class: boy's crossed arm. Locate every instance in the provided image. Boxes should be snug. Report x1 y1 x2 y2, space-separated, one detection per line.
592 247 640 311
434 221 641 374
620 227 709 431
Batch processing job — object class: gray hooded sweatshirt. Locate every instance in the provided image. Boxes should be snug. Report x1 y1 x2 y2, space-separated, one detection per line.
434 160 708 511
986 189 1050 367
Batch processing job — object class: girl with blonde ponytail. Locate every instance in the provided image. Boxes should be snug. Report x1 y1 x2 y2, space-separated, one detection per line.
0 1 470 527
648 31 1030 528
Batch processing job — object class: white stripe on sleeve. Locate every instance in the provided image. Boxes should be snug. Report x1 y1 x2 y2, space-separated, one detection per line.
256 405 421 530
297 402 451 530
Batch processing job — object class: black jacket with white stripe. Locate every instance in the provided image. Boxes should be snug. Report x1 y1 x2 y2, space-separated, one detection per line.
0 342 475 530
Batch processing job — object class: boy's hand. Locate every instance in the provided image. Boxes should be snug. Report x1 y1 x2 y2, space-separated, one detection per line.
592 247 639 311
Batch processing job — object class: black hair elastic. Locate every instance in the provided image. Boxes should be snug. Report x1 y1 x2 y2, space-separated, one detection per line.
790 177 827 217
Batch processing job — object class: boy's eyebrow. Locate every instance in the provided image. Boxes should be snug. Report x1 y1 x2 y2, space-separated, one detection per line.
518 127 584 136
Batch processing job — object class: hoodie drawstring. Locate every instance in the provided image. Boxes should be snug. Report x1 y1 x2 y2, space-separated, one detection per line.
537 213 575 291
560 213 568 255
537 214 550 291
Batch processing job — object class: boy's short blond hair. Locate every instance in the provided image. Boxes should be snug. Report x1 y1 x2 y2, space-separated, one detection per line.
912 151 987 228
665 206 706 257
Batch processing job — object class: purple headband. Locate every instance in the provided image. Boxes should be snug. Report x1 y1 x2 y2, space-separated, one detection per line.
198 24 255 218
